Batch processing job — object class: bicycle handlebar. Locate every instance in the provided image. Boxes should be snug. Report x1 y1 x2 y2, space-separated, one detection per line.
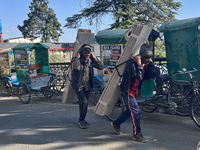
173 68 198 75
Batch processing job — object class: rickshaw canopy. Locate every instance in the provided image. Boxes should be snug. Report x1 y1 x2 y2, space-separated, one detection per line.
0 48 12 54
95 29 159 45
159 17 200 82
12 43 49 51
159 17 200 32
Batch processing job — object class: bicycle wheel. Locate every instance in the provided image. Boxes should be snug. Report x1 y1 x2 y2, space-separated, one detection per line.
140 97 158 113
168 84 190 116
106 95 125 121
17 82 31 104
1 78 12 96
190 94 200 128
90 79 103 105
43 79 58 98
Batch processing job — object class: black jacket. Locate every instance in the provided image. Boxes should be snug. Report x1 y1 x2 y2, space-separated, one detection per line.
120 59 157 93
72 57 103 92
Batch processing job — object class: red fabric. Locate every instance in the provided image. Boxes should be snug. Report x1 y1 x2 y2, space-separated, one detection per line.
126 64 145 97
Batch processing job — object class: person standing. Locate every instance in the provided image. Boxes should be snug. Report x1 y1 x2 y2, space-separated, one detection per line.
72 44 103 129
111 43 157 143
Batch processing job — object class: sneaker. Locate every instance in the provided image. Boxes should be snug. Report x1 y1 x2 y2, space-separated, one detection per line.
83 120 90 126
111 122 122 135
78 121 87 129
133 133 148 143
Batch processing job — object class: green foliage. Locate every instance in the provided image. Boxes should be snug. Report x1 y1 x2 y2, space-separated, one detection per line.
49 51 66 63
18 0 64 42
154 39 166 58
64 0 182 30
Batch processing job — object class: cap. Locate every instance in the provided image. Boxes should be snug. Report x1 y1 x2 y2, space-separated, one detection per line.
139 43 153 58
79 44 91 55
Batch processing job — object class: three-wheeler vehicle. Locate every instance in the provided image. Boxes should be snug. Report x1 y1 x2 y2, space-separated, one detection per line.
0 48 17 95
12 43 56 104
159 16 200 127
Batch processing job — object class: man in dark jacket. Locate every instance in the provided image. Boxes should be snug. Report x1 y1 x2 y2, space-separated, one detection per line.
72 44 103 129
111 43 157 143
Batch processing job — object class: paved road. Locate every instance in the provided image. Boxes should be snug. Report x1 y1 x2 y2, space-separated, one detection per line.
0 96 200 150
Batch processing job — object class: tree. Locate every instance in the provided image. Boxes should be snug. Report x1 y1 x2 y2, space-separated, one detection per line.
49 51 67 63
18 0 64 42
64 0 182 30
154 40 166 58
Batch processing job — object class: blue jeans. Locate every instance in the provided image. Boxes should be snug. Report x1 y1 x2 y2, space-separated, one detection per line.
114 92 141 135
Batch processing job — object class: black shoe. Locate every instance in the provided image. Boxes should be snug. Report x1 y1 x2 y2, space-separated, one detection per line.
133 133 148 143
111 122 122 135
78 121 87 129
83 120 90 126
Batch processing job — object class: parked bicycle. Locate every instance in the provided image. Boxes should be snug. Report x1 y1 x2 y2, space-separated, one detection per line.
42 70 68 98
168 68 198 116
171 67 200 128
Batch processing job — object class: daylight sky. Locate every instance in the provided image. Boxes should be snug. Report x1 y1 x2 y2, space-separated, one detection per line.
1 0 200 43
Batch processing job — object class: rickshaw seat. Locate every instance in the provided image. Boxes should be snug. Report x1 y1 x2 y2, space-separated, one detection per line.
29 63 48 79
141 79 154 98
29 63 43 70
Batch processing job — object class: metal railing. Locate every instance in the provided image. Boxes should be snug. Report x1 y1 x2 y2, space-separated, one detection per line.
49 62 70 72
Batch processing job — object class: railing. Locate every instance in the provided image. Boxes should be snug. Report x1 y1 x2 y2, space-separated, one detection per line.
49 62 71 72
154 57 168 74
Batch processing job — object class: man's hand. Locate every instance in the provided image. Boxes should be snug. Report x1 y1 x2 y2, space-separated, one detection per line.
77 53 80 58
90 53 97 60
132 55 141 65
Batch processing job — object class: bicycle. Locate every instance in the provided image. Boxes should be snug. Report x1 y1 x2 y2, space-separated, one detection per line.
168 68 198 116
139 74 178 114
42 70 68 98
173 68 200 128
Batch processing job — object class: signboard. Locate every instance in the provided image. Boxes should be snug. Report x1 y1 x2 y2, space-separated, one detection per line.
15 51 28 70
0 53 10 75
102 44 122 75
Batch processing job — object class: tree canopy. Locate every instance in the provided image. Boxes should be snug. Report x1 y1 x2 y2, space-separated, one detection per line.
18 0 64 43
64 0 182 30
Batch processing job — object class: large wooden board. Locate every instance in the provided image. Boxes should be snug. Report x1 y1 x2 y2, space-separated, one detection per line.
62 29 94 103
94 24 152 115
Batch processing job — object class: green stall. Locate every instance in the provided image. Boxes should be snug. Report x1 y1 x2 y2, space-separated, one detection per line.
159 17 200 82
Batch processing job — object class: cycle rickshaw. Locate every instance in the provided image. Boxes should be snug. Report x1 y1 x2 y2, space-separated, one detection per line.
0 48 17 95
12 43 56 104
159 16 200 127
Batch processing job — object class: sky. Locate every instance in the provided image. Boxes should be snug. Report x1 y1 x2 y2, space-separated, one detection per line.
1 0 200 43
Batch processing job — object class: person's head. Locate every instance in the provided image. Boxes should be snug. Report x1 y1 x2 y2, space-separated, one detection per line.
139 43 153 64
79 44 91 60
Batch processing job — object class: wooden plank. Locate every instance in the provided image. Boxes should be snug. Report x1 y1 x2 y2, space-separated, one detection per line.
94 24 152 115
62 29 94 103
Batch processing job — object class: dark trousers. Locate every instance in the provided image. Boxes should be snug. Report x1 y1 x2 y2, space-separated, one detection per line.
76 88 90 121
114 92 141 135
